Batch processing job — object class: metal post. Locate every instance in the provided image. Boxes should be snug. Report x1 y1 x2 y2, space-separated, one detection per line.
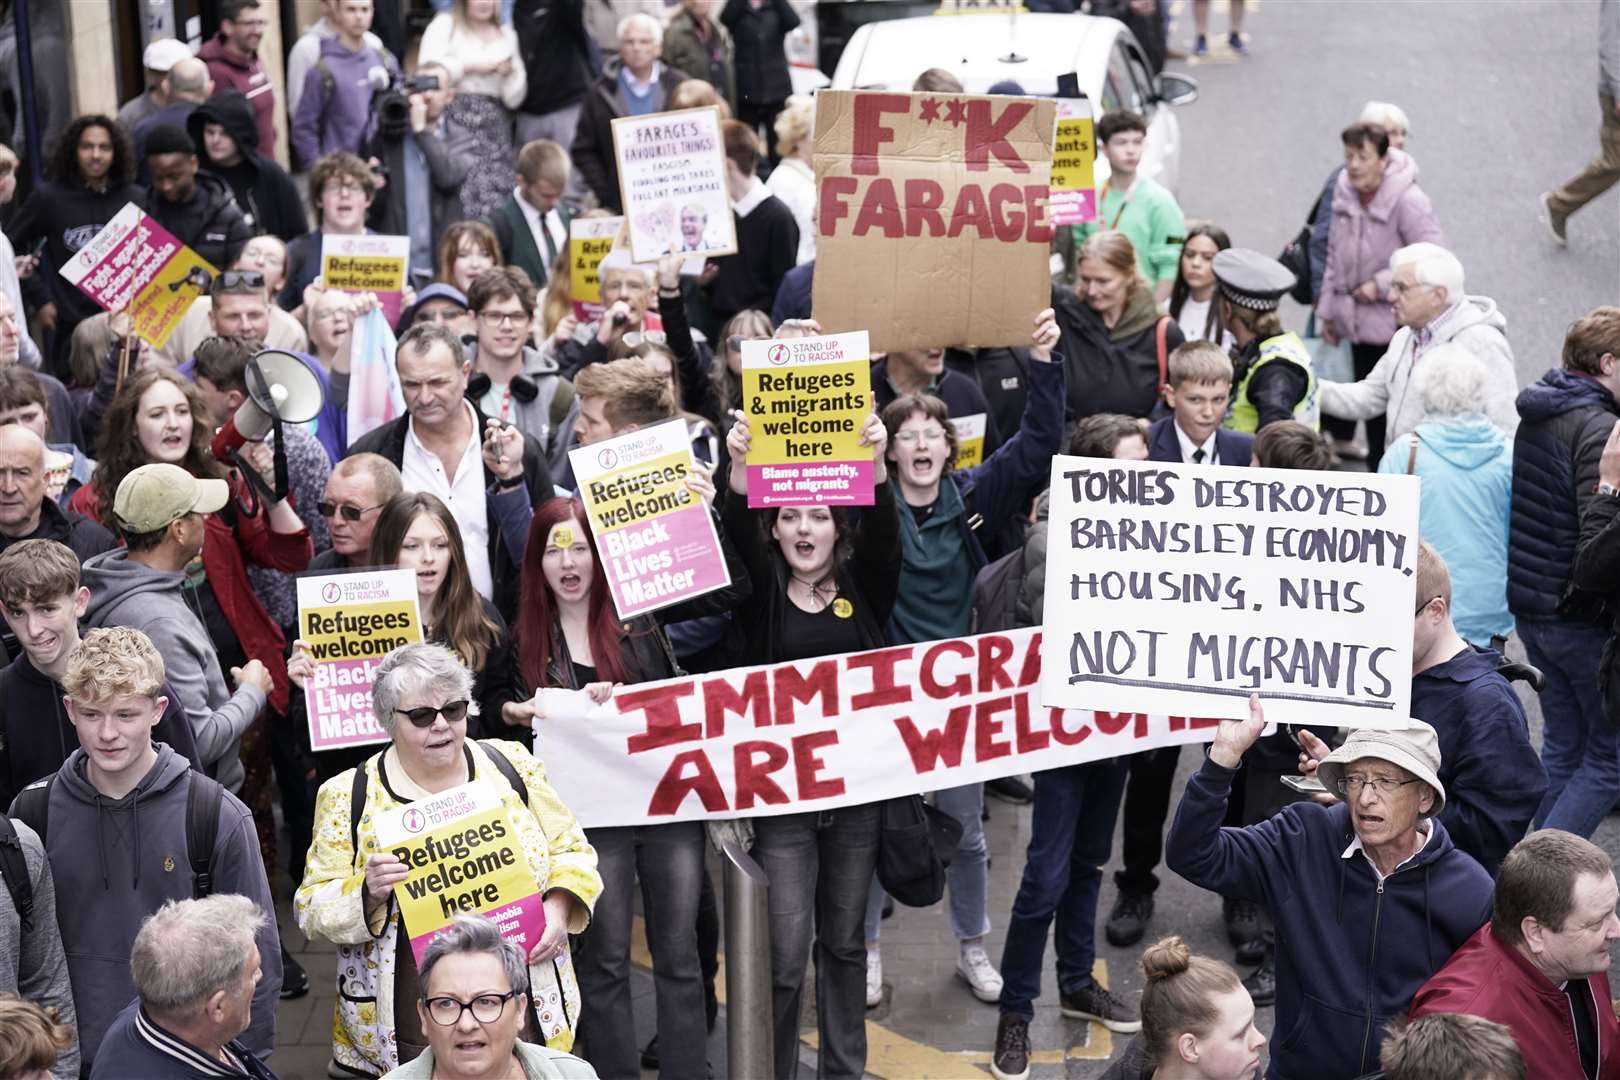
721 838 773 1080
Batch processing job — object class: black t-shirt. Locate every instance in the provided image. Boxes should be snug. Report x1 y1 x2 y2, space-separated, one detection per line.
1566 979 1599 1080
780 597 863 662
570 660 598 688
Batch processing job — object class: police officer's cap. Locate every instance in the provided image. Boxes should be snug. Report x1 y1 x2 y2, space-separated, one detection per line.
1213 249 1296 313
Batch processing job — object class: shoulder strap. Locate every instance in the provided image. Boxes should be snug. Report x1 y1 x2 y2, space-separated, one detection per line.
478 740 530 807
10 777 50 842
1155 316 1171 398
350 763 370 861
186 774 224 900
1405 436 1420 475
0 815 34 931
316 60 335 153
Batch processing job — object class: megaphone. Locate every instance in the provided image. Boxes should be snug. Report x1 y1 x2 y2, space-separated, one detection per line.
210 349 326 461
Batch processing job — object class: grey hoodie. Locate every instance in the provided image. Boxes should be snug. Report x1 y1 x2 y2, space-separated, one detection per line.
0 818 79 1078
79 549 265 794
26 745 280 1066
466 340 570 458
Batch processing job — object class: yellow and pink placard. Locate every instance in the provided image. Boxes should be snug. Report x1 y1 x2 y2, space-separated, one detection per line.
742 332 874 508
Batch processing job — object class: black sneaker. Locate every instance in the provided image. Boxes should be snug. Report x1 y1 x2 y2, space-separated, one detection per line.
1104 890 1154 947
1242 951 1276 1006
990 1013 1031 1080
641 1036 659 1070
1225 897 1263 949
1235 935 1267 966
280 945 310 1000
1059 981 1142 1033
987 776 1034 805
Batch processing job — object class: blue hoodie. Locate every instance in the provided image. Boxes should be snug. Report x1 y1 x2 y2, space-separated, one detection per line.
1378 417 1512 643
1508 368 1618 619
1410 646 1546 876
1166 757 1493 1080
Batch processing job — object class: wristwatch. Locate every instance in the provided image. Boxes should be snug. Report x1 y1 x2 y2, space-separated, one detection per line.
1599 481 1619 498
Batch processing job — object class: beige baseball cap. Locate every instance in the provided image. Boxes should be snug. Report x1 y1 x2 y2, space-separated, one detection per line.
113 464 229 535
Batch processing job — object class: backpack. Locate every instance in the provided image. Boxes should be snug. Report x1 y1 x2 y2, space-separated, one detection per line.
9 771 224 901
0 815 34 930
970 547 1028 635
349 740 529 858
315 44 400 152
1277 186 1328 306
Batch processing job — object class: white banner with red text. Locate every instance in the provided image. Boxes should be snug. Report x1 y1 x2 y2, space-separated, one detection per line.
535 627 1229 828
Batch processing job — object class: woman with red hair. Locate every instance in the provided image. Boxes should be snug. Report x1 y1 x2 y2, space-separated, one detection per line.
513 490 749 1080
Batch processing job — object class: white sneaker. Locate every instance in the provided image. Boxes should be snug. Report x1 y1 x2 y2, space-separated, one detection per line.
865 948 883 1007
957 944 1004 1004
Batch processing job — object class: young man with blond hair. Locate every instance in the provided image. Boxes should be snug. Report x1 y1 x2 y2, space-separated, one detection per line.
488 140 575 288
1146 340 1256 467
572 355 676 448
8 627 281 1070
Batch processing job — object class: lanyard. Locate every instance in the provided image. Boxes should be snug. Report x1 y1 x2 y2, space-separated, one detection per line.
1100 176 1136 230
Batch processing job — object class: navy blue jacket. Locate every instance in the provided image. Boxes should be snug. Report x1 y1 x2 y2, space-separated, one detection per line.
1166 757 1493 1080
873 359 1003 458
771 258 813 325
1508 368 1618 619
91 1001 279 1079
1410 646 1546 876
1146 416 1254 465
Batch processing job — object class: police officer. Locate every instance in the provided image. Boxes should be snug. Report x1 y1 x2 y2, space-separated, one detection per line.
1215 249 1320 432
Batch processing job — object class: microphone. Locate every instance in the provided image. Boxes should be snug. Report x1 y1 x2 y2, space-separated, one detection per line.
366 66 392 92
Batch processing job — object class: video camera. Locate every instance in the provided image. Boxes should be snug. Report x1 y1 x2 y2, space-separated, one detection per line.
367 68 442 141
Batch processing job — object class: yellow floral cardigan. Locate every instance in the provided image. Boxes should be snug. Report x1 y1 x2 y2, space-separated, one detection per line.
295 740 601 1076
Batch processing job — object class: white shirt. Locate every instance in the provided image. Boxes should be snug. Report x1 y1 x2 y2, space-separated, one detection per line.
765 157 817 265
400 400 494 599
1341 819 1432 884
1174 421 1218 464
733 176 770 218
515 187 567 265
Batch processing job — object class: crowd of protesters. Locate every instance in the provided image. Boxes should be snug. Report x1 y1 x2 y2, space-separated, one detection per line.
0 0 1618 1078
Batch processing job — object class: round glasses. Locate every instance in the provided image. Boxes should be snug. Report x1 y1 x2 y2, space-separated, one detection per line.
422 988 519 1026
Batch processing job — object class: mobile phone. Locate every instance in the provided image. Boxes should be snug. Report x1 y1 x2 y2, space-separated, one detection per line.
28 235 45 259
1280 774 1327 795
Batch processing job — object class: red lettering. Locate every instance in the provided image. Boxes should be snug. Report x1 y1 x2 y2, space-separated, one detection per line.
902 178 946 237
772 661 839 727
1050 707 1091 746
848 646 914 709
792 731 845 800
964 99 1033 173
1013 692 1049 753
893 704 971 773
989 183 1024 242
920 640 975 699
702 671 770 738
733 741 790 810
1023 184 1054 243
948 184 993 240
853 178 903 237
647 749 729 815
974 696 1014 762
1094 711 1146 736
621 683 699 755
1017 631 1042 686
818 176 857 236
851 94 911 175
977 634 1016 693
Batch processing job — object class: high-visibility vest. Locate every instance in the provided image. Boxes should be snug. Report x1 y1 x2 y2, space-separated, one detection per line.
1226 331 1320 432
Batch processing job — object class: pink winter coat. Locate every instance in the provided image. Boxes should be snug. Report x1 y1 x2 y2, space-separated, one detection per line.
1315 148 1443 345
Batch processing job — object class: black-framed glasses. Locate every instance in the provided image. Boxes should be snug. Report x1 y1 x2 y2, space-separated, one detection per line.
478 309 529 327
218 270 266 290
1334 775 1425 797
317 500 382 522
395 699 471 728
422 988 520 1026
1414 595 1439 616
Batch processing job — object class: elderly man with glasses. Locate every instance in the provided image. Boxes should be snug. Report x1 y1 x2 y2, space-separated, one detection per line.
1166 698 1494 1080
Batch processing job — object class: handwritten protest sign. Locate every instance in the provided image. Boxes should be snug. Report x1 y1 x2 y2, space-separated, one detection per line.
375 780 547 964
58 203 216 349
321 234 409 325
741 332 874 507
612 106 736 265
536 626 1221 827
1039 459 1420 728
1050 98 1097 226
951 414 987 470
936 0 1027 11
813 90 1055 352
570 217 621 323
295 569 422 752
569 418 731 619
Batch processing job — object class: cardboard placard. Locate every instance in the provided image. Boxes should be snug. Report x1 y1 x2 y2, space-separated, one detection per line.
1050 98 1097 226
569 418 732 619
58 203 216 349
374 780 547 964
812 90 1055 353
569 217 622 323
321 234 409 325
611 106 736 265
1038 459 1421 728
295 568 422 752
951 413 987 470
741 332 875 507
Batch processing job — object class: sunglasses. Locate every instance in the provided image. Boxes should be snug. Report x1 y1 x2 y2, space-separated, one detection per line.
621 330 667 348
317 500 381 522
218 270 266 290
395 699 471 728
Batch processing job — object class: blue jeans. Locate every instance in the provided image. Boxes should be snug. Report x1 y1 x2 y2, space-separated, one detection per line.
1524 618 1620 837
752 805 882 1080
575 822 707 1080
998 760 1129 1020
864 783 991 942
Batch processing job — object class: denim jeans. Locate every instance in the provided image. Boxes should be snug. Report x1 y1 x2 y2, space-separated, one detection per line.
575 822 707 1080
864 783 991 942
998 759 1129 1020
751 804 882 1080
1523 618 1620 837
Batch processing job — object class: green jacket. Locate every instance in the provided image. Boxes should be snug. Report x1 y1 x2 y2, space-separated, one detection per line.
1073 175 1186 285
384 1042 599 1078
662 9 737 106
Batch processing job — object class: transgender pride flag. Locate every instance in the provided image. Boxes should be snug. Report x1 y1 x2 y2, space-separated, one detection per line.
346 307 405 444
